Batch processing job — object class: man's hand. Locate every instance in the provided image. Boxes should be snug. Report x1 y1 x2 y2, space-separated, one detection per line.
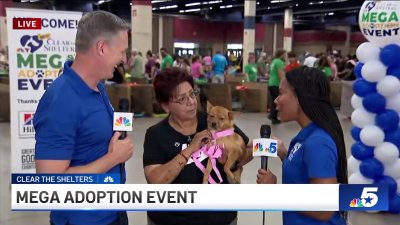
108 132 134 164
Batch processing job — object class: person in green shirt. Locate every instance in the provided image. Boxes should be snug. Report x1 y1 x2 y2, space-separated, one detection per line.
268 49 286 124
160 47 173 70
317 55 332 79
244 53 258 82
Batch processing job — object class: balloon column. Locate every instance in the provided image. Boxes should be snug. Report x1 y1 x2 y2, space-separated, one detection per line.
349 1 400 213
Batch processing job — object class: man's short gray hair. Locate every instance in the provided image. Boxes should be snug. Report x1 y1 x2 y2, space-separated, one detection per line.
75 10 130 52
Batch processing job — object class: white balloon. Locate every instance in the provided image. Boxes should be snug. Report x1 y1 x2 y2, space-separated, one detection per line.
359 1 400 47
348 156 361 174
351 107 376 128
361 60 387 82
387 93 400 113
349 172 373 184
384 160 400 179
397 179 400 193
377 75 400 97
360 125 385 147
374 142 399 164
351 94 363 109
356 42 381 63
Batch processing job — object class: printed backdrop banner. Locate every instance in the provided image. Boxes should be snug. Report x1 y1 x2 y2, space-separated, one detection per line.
6 8 82 173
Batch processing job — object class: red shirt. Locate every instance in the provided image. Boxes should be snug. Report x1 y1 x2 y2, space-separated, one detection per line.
285 62 301 72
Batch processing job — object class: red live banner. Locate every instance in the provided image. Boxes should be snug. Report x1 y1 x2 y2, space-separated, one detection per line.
12 18 42 29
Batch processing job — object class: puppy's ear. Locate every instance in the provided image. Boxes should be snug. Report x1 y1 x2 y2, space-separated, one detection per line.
228 111 241 121
207 101 213 112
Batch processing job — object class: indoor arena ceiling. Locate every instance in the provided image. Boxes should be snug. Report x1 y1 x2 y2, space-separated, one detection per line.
15 0 365 30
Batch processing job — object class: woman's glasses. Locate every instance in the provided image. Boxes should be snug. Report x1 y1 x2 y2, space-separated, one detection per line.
171 90 200 105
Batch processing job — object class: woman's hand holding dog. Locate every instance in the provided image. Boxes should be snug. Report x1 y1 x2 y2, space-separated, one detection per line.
189 130 212 154
256 169 277 184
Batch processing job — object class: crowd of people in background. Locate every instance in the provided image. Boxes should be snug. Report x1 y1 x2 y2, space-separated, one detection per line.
106 46 358 87
0 42 358 87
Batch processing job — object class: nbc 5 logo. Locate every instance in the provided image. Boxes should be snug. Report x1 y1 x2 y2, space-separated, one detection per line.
349 187 379 208
252 138 278 157
339 184 389 211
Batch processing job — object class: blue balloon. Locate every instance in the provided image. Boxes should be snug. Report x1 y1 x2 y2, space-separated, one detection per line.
380 44 400 67
389 194 400 214
351 127 362 141
388 66 400 79
362 92 386 114
351 142 374 160
385 128 400 149
376 109 400 132
353 78 376 97
374 176 398 197
360 158 384 179
354 63 364 79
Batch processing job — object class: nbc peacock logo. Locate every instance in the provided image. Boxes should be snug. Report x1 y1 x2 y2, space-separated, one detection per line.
349 198 364 207
114 117 131 127
253 143 264 153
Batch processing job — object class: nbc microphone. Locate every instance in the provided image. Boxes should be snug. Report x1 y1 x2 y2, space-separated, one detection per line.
118 98 130 140
260 125 271 169
254 124 277 225
253 124 278 170
113 98 133 183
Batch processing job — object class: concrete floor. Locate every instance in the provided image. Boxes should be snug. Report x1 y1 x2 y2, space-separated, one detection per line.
1 113 399 225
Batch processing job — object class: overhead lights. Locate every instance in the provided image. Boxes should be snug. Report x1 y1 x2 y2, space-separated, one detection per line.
151 0 170 3
220 4 233 9
271 0 293 3
185 8 201 12
159 4 178 10
257 2 260 5
295 3 298 7
185 2 201 7
328 12 334 15
179 8 201 13
208 0 222 4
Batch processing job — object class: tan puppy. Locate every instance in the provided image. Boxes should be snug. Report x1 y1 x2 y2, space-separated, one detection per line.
203 104 246 184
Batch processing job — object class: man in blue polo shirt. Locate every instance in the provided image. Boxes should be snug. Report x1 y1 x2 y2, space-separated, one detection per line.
34 11 134 225
211 50 228 83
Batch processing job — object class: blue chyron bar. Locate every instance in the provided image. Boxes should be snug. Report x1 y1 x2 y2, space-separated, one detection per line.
339 184 389 211
12 174 120 184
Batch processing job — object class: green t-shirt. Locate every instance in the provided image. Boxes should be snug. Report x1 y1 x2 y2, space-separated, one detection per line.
269 58 285 87
322 66 332 77
161 54 173 70
245 63 258 82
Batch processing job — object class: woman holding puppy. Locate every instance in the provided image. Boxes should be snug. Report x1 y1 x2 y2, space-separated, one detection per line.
143 67 251 225
257 66 347 225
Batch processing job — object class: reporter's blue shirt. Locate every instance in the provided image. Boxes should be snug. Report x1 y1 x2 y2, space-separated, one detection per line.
34 60 124 225
282 123 345 225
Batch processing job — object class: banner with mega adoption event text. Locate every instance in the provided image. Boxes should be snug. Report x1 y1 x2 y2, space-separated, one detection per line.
6 8 82 173
11 174 390 211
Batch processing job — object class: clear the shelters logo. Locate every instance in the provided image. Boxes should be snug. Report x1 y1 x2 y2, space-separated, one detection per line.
18 34 45 53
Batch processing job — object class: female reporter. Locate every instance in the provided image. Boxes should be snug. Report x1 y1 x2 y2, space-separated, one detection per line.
143 68 251 225
257 66 347 225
